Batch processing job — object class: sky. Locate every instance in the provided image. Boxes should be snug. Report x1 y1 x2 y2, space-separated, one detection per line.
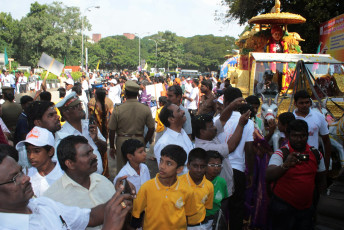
4 0 246 39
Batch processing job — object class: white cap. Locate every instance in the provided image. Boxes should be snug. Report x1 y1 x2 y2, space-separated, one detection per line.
0 99 4 105
16 126 55 149
109 79 117 84
64 78 74 85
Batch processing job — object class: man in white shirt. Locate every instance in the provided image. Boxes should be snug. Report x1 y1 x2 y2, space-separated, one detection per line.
89 73 96 98
55 92 107 174
81 75 90 100
154 102 193 175
0 152 133 230
3 70 12 88
292 90 331 170
44 135 116 230
167 85 192 139
183 77 193 104
19 72 28 93
221 87 254 230
108 79 122 105
183 78 199 119
194 99 250 196
64 78 74 96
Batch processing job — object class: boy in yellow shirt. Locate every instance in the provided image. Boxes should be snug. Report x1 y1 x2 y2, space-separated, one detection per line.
180 148 214 229
132 144 197 230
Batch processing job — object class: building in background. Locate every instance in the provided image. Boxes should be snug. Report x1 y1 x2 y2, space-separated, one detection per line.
123 33 135 40
92 34 101 43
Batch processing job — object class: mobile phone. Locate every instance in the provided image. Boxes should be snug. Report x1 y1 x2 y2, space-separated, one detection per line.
89 114 96 125
297 154 309 162
121 179 132 194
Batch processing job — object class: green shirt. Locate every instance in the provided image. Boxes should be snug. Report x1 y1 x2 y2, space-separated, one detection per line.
206 176 228 216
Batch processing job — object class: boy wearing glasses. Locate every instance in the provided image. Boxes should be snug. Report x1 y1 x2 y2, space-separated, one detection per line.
205 150 228 227
179 148 214 229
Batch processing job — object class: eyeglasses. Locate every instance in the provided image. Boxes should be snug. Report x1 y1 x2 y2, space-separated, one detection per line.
0 171 24 186
208 163 222 168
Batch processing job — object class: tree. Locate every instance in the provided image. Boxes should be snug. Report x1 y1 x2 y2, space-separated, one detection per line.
221 0 344 53
0 13 20 60
16 1 86 67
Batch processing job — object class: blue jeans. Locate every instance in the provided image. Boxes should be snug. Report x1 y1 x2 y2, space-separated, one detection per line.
269 195 314 230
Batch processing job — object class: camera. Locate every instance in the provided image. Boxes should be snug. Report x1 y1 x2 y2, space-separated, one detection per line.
238 103 253 114
296 154 309 162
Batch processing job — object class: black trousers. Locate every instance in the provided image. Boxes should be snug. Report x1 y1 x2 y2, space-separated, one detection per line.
228 169 246 230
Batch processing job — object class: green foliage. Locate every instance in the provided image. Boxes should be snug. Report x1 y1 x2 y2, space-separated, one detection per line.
1 2 237 72
0 1 86 68
221 0 344 53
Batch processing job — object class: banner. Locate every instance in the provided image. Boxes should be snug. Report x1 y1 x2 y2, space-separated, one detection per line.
38 53 64 77
319 14 344 62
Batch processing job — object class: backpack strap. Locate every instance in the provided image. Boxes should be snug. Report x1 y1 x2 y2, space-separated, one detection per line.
280 147 290 163
309 146 321 165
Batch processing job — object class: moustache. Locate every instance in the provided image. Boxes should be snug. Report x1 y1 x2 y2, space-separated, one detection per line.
90 158 98 166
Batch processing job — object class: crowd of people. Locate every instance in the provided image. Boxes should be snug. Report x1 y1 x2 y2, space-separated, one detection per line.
0 69 342 230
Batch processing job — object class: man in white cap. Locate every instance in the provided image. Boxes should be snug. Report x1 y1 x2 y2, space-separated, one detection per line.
64 78 74 96
16 126 64 197
108 79 121 106
55 92 107 174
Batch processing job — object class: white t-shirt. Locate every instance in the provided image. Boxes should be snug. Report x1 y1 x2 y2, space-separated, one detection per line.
0 197 90 230
222 111 254 172
113 161 150 193
82 80 89 91
154 128 194 175
186 87 199 110
184 83 193 105
293 109 329 148
55 120 106 174
108 85 121 104
89 77 95 88
26 163 64 197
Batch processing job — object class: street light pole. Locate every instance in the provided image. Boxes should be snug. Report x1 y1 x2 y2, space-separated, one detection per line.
81 5 100 72
149 39 158 71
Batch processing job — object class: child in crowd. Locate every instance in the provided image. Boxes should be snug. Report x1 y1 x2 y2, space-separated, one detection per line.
16 126 64 197
132 144 197 229
205 150 229 228
180 148 214 229
113 139 150 193
277 112 295 148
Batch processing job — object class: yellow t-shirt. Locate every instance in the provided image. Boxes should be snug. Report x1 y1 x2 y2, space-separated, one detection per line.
155 106 165 133
179 173 214 225
132 174 197 230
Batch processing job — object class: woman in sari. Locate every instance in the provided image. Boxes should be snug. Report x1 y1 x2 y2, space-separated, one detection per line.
88 88 111 178
244 95 273 230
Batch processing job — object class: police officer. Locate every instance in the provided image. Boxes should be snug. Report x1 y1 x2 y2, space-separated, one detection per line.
109 80 155 172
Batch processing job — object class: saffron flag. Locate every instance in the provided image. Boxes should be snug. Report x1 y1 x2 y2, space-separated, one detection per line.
96 60 100 70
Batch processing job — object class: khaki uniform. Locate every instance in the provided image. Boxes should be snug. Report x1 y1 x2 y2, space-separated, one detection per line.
2 100 22 134
108 98 155 172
